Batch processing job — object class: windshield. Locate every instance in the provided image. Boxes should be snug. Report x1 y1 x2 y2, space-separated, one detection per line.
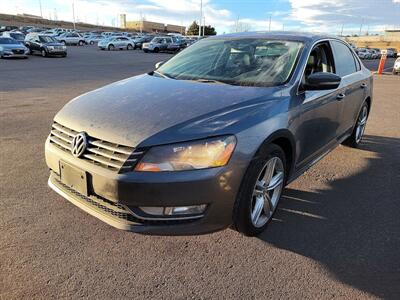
10 33 25 41
158 38 303 87
39 36 57 43
0 37 17 44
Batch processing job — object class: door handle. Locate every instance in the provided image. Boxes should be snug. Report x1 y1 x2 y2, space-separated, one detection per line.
360 83 367 89
336 93 346 100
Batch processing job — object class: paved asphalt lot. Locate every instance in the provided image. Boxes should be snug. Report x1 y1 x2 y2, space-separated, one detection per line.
1 46 399 299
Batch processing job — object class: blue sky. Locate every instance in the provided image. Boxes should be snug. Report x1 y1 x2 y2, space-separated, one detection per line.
2 0 399 34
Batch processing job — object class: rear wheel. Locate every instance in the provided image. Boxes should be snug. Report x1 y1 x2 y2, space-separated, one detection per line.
343 101 369 148
233 144 286 236
153 47 159 53
127 44 133 50
78 40 84 46
108 44 115 51
90 41 94 45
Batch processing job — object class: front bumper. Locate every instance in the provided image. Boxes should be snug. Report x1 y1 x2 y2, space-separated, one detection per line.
2 51 27 58
47 50 67 56
45 139 245 235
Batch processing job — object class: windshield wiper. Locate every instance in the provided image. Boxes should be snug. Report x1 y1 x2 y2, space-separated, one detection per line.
153 70 175 79
193 78 229 85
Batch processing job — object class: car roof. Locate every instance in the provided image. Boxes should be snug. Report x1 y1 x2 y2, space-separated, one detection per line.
207 31 340 43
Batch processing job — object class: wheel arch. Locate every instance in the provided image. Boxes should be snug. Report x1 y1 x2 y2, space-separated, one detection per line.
255 129 296 178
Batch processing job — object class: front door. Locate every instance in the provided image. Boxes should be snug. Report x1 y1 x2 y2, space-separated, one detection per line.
296 42 343 169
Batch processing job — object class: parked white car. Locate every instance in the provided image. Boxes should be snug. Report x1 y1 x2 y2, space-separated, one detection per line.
393 57 400 75
85 34 104 45
357 48 371 59
57 32 85 46
98 36 135 50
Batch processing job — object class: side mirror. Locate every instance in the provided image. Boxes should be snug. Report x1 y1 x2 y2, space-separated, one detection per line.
155 61 164 69
303 72 341 91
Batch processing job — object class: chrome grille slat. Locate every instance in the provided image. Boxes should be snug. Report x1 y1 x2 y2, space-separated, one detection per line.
50 130 73 144
88 140 132 155
52 123 77 137
49 135 71 151
86 147 128 162
49 122 142 173
83 154 123 170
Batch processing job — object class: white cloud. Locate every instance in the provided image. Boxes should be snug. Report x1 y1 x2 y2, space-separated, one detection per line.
288 0 400 33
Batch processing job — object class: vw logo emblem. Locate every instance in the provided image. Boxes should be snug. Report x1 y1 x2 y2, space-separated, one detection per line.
71 132 87 158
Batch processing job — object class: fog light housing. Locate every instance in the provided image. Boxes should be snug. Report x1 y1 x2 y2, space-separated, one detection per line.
139 204 207 218
164 205 207 216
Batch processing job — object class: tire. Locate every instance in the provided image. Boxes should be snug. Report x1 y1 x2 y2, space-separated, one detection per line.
233 144 287 236
143 49 148 53
342 101 369 148
62 53 67 57
61 41 66 45
153 47 159 53
90 41 94 45
78 40 84 46
127 44 133 50
41 49 47 57
108 44 115 51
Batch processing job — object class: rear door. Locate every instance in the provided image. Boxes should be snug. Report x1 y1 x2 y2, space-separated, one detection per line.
330 40 367 135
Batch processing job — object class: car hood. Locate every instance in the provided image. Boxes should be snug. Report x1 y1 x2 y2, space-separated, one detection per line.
44 42 64 46
54 74 283 147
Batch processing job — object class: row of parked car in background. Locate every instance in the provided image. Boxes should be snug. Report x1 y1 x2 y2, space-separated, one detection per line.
0 26 197 58
354 47 397 60
0 25 199 58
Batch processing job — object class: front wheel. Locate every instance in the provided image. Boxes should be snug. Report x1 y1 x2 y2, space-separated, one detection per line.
233 144 286 236
108 44 115 51
41 49 47 57
343 101 369 148
127 44 133 50
90 41 94 45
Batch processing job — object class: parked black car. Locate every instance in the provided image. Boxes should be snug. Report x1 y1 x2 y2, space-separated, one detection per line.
133 36 153 49
25 34 67 57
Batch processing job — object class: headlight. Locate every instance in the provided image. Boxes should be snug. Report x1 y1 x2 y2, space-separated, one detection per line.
135 135 236 172
47 46 54 50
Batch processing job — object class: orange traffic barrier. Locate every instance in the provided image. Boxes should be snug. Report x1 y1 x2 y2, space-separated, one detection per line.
377 50 387 74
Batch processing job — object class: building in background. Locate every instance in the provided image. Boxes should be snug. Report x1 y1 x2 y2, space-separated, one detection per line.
119 14 126 29
125 20 185 34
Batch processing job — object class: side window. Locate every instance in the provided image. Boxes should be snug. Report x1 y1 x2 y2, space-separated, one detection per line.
331 41 357 77
304 42 335 81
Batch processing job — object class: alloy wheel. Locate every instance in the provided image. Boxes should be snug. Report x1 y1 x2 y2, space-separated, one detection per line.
355 105 368 143
251 156 284 228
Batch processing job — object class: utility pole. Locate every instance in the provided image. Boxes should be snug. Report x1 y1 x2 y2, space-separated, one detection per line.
72 0 76 30
268 15 271 31
340 24 344 36
198 0 202 38
39 0 43 18
203 16 205 36
359 19 363 36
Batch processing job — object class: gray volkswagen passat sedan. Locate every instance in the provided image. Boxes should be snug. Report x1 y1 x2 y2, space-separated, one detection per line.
45 32 372 236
